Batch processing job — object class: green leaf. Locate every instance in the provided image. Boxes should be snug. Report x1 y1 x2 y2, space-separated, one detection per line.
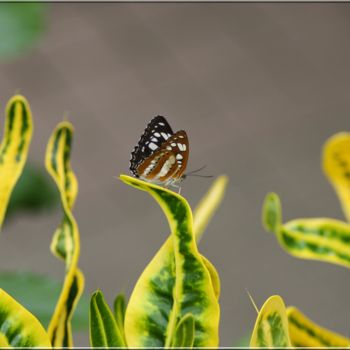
5 162 59 221
120 175 220 348
250 295 291 348
171 313 195 348
89 290 126 348
0 288 51 347
262 192 282 234
113 293 126 344
0 270 88 331
0 3 46 59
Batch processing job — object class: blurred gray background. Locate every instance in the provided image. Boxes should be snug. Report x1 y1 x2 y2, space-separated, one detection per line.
1 3 350 346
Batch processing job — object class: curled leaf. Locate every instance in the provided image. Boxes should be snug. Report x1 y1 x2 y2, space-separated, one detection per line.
120 175 221 347
45 122 84 347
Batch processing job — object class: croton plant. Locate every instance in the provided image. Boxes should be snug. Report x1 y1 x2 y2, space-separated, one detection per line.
0 95 349 348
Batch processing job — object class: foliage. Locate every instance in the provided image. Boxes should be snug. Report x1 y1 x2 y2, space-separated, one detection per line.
0 93 348 348
0 3 46 59
0 95 84 348
0 271 88 331
0 95 51 347
250 295 291 347
287 306 350 347
0 289 51 347
89 290 126 348
89 175 228 348
45 122 84 347
261 131 350 347
0 95 32 229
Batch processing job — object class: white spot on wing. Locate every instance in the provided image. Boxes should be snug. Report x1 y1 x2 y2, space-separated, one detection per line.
148 142 158 151
176 154 183 160
178 143 186 151
161 132 169 140
154 132 161 137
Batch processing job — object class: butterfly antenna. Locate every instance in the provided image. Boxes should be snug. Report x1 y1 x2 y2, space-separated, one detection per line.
184 165 213 178
187 174 214 178
186 164 207 175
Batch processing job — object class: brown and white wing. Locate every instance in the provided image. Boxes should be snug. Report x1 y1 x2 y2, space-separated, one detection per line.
136 130 189 182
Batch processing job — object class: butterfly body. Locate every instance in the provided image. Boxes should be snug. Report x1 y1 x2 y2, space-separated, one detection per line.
130 116 189 187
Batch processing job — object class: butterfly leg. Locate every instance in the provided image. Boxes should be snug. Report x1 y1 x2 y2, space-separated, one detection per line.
170 183 181 194
165 178 179 193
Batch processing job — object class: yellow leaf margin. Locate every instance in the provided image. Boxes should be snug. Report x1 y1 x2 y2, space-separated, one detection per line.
0 95 33 229
250 295 291 347
287 306 350 347
45 122 84 347
0 289 51 347
121 175 228 347
323 132 350 222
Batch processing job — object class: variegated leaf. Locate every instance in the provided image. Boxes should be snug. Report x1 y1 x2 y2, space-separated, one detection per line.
287 306 350 347
250 295 291 347
0 289 51 347
120 175 227 347
263 192 350 269
0 95 33 228
45 122 84 347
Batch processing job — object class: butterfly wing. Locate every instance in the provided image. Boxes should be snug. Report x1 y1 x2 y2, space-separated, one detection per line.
136 130 189 182
130 116 174 177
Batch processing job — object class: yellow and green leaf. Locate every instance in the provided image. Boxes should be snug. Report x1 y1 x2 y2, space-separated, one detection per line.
0 95 33 229
263 192 350 269
120 175 227 348
287 306 350 347
323 132 350 222
45 122 84 347
171 313 195 348
0 289 51 347
250 295 291 347
89 290 126 348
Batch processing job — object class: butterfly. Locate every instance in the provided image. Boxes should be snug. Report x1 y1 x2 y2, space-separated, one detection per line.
130 116 189 188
